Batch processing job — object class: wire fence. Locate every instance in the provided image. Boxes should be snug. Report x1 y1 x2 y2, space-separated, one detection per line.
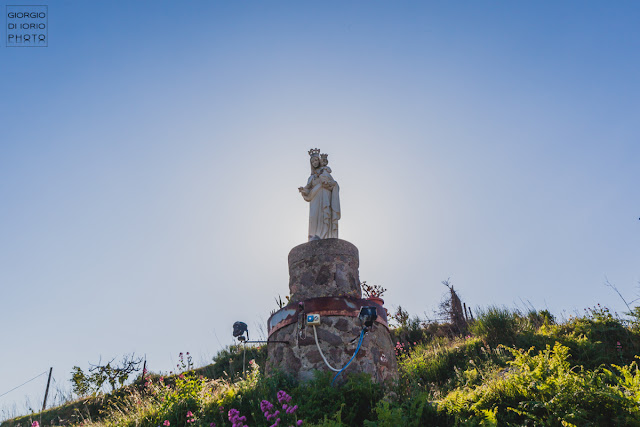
0 371 49 399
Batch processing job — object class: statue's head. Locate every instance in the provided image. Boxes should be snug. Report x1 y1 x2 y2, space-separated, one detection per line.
320 153 329 167
308 148 321 169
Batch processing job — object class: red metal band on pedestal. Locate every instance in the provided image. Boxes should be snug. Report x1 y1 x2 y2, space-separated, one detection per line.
267 296 388 338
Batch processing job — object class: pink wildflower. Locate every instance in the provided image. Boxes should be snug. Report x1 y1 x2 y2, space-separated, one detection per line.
163 421 170 426
32 422 39 427
261 400 274 412
228 408 247 427
277 390 292 404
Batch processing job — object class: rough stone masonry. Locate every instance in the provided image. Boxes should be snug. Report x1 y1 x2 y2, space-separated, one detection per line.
266 238 398 384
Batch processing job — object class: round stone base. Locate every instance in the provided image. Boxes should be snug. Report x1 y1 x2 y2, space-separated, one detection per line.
288 239 361 302
266 298 398 384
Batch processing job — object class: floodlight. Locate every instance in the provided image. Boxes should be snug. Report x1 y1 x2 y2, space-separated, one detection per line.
233 321 248 342
359 306 378 328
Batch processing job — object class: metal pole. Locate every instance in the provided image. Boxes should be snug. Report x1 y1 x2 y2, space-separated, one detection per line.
42 367 52 412
242 343 246 377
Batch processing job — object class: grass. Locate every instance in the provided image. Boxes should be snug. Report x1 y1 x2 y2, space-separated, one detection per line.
4 305 640 427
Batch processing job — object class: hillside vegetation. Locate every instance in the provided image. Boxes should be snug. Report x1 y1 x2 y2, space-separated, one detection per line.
4 305 640 427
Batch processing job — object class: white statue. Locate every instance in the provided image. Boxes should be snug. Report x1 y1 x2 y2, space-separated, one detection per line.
298 148 341 241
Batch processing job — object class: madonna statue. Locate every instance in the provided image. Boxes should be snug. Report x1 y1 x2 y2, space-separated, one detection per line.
298 148 341 241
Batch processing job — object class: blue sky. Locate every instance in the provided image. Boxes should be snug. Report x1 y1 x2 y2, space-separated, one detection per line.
1 0 639 418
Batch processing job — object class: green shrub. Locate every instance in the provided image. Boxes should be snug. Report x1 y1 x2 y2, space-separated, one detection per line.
469 306 524 346
398 337 501 394
438 342 640 426
209 344 267 381
625 306 640 331
295 372 383 426
546 305 640 369
363 392 445 427
209 367 381 427
525 308 555 328
391 315 428 347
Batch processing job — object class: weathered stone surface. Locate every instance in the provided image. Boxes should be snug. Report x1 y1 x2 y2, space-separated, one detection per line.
334 318 350 332
316 327 343 347
306 349 323 364
288 239 357 265
283 349 301 373
266 313 398 384
288 239 361 302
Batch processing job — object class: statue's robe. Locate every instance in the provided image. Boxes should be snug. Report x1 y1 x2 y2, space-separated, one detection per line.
302 168 340 241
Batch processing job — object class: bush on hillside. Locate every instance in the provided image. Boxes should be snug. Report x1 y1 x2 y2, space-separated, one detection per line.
438 342 640 426
469 306 524 346
209 344 267 381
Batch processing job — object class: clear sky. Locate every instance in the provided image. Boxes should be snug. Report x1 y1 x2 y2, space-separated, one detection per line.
1 0 639 418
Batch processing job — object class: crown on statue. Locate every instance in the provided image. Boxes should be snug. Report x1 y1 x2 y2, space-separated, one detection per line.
308 148 321 157
320 153 328 161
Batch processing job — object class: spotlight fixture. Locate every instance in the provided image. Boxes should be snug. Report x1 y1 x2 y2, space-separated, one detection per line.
233 321 249 342
358 306 378 328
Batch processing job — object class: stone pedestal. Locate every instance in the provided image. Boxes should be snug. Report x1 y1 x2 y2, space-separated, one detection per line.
266 239 398 384
288 239 361 302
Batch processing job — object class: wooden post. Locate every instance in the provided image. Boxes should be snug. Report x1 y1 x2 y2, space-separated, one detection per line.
42 367 52 412
463 303 469 322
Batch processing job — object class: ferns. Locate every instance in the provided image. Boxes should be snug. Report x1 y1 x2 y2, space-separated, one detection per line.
437 343 640 426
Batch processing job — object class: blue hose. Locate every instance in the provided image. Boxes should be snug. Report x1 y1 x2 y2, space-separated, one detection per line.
331 328 365 386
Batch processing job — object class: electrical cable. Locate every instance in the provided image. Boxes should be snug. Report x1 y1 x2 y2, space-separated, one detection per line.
331 328 366 386
0 371 48 398
312 325 341 372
